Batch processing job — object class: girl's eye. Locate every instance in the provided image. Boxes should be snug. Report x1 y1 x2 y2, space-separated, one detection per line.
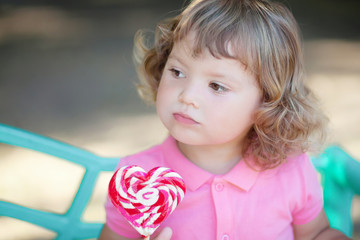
209 82 229 93
169 68 185 78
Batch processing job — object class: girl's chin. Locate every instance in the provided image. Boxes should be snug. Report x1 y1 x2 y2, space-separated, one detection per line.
170 132 201 145
170 132 214 146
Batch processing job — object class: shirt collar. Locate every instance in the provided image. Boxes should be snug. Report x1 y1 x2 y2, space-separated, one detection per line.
161 136 213 191
161 136 259 192
223 158 259 191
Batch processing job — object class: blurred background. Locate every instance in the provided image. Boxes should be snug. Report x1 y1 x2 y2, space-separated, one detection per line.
0 0 359 239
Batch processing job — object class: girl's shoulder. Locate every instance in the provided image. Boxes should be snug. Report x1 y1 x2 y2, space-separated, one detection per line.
278 153 315 172
271 153 321 194
261 153 317 180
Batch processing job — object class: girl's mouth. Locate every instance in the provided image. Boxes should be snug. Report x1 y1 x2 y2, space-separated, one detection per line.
173 113 199 125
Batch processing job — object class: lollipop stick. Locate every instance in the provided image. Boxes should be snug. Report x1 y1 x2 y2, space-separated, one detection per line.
144 236 150 240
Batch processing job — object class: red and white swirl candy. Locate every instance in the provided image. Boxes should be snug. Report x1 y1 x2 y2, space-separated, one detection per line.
108 165 186 239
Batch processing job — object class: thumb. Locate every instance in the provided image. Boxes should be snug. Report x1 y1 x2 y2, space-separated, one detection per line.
155 227 173 240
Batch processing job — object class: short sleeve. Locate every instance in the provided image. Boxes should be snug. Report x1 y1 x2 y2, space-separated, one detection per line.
292 154 324 225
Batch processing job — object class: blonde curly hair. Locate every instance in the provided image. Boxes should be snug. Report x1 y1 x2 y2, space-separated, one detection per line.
133 0 328 169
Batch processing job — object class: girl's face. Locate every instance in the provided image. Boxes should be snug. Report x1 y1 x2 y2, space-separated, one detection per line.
156 33 262 149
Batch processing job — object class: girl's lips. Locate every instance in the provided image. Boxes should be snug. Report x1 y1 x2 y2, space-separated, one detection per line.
173 113 199 125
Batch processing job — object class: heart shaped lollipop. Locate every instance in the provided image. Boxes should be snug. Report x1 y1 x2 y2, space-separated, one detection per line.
108 165 186 239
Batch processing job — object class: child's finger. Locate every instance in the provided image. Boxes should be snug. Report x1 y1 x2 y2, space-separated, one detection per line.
155 227 173 240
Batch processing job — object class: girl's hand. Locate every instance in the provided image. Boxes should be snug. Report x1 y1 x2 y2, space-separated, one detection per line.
99 224 172 240
153 227 173 240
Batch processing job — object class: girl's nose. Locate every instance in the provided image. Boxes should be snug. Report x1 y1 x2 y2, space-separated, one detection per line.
178 84 200 109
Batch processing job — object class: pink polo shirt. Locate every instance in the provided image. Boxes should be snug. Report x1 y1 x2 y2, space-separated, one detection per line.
105 136 323 240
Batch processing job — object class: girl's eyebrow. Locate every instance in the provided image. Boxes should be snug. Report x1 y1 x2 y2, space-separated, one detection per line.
167 54 188 67
207 69 245 86
207 71 227 79
167 54 179 62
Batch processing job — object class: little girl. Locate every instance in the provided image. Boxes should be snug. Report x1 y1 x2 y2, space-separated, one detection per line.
100 0 350 239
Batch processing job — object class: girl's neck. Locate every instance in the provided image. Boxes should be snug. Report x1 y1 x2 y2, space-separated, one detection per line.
177 141 243 175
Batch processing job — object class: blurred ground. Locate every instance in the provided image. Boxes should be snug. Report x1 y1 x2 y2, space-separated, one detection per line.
0 0 359 239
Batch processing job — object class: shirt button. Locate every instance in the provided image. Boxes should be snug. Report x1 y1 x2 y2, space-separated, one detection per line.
222 234 230 240
215 183 224 192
